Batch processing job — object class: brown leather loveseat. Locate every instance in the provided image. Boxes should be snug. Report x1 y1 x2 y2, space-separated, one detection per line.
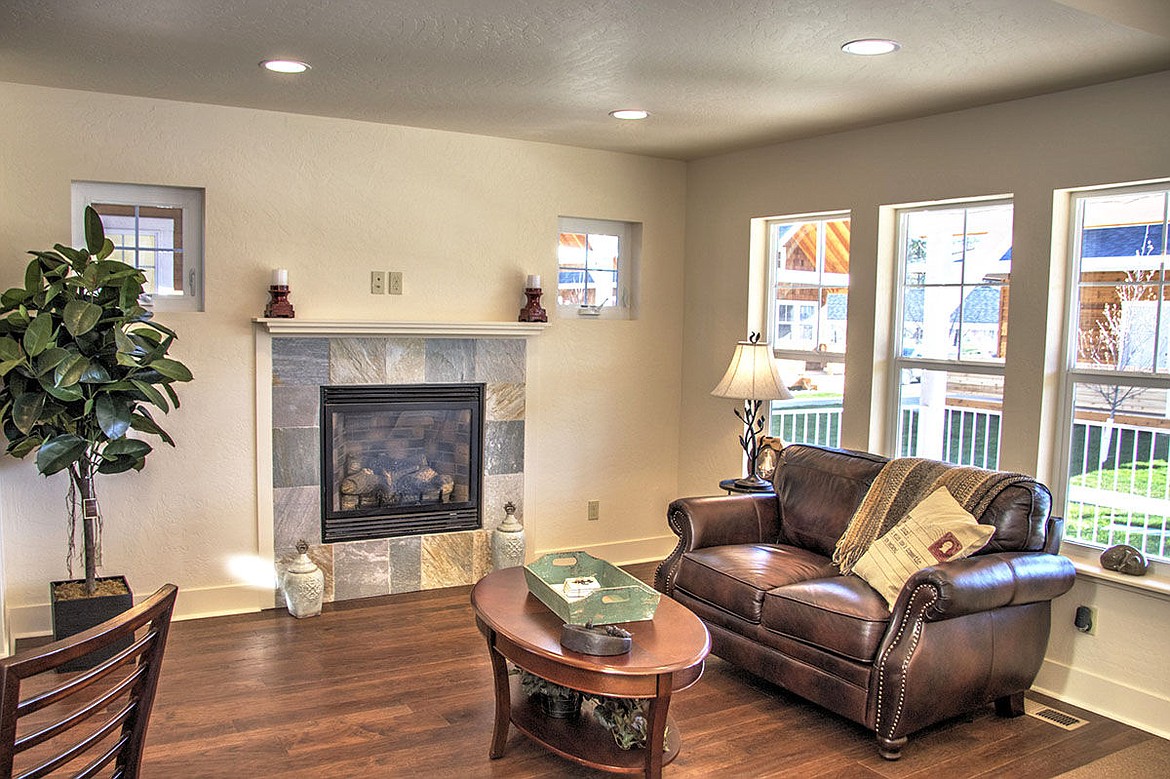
655 444 1076 759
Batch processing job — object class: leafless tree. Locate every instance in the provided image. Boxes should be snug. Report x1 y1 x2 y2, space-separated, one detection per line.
1077 262 1157 464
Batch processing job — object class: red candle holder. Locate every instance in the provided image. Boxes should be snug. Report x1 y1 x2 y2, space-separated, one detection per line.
518 287 547 323
265 285 295 318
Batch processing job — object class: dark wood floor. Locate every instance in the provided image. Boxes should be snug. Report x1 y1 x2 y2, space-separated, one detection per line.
140 563 1158 778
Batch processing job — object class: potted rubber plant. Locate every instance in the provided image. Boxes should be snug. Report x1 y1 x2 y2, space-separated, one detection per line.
0 206 191 664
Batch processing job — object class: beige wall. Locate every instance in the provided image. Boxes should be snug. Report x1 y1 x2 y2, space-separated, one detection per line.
0 82 686 633
681 70 1170 736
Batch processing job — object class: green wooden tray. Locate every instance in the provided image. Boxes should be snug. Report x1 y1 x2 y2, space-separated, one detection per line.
523 551 660 625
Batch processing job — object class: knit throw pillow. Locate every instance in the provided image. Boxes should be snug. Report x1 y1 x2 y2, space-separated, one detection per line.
852 487 995 609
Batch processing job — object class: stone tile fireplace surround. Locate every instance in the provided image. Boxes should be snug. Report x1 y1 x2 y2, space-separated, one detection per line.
259 321 545 607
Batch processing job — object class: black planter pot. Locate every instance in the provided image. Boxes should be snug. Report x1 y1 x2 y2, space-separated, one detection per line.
50 575 134 672
537 691 583 719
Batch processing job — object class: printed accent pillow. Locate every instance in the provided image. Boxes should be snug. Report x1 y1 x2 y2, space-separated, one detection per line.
852 486 995 609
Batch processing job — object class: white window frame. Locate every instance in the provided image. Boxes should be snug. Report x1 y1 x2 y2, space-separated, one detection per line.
888 198 1013 464
764 211 851 364
71 181 205 313
1054 181 1170 562
556 216 638 320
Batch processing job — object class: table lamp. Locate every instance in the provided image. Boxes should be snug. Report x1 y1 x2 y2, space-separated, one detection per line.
711 332 792 489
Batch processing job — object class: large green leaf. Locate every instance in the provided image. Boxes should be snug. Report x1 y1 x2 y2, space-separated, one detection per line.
22 314 53 357
54 354 90 388
84 206 106 256
42 382 85 402
7 435 41 459
97 454 141 474
103 437 152 458
130 411 175 446
0 337 22 361
146 358 193 382
35 433 87 475
80 362 112 383
0 358 24 378
131 379 169 411
34 347 70 377
63 300 103 337
24 260 43 294
94 394 132 440
12 391 45 435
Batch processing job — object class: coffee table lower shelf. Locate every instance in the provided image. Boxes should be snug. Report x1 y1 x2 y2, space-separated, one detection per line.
507 677 681 774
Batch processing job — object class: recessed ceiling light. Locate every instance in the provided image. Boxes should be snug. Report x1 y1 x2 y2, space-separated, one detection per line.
609 109 650 120
841 39 901 56
261 59 311 74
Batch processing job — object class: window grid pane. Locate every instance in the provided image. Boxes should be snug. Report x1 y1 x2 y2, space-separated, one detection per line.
766 215 849 447
1065 185 1170 559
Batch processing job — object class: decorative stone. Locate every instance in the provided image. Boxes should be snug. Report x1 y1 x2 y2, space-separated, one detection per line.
281 540 325 618
492 501 526 569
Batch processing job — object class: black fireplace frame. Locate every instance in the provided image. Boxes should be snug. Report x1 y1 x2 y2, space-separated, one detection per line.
320 383 485 543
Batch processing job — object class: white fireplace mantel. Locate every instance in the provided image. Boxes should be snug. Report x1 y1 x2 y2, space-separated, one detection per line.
254 318 549 338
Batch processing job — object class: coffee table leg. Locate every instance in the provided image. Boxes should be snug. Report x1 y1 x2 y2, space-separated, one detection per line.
644 674 673 779
484 628 511 759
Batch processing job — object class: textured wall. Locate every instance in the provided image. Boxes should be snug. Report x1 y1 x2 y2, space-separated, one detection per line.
681 71 1170 736
0 81 686 635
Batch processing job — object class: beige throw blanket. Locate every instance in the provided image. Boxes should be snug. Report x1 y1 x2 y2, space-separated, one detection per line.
832 457 1034 574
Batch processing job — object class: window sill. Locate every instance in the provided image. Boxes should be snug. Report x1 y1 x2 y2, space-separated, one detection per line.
1060 541 1170 599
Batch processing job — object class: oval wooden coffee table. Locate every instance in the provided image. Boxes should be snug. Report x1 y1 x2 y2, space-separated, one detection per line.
471 566 710 778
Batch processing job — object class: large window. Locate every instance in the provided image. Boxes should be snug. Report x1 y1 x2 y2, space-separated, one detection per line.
72 182 205 312
1061 183 1170 560
765 213 850 447
556 217 638 319
892 200 1013 467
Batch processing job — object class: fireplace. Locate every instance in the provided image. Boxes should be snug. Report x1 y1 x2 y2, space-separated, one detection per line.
320 383 485 543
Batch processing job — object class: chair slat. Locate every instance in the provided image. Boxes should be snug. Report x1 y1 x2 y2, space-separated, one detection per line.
15 664 147 752
16 630 156 717
0 583 177 779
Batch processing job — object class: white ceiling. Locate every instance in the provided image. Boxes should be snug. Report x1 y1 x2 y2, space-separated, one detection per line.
2 0 1168 160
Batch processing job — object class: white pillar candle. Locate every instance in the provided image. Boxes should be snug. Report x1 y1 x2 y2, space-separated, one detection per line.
273 268 289 287
526 274 541 289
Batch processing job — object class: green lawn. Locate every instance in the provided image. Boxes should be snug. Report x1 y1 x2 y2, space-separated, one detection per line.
1070 459 1169 497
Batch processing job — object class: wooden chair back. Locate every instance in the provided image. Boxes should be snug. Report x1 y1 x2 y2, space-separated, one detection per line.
0 584 178 779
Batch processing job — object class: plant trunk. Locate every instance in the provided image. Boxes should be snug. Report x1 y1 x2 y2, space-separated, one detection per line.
71 466 99 596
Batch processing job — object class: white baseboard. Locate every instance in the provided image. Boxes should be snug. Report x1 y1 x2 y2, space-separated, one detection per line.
535 535 677 568
1033 657 1170 740
6 583 270 644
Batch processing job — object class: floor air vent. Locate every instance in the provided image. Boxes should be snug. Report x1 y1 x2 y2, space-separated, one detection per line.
1024 698 1088 730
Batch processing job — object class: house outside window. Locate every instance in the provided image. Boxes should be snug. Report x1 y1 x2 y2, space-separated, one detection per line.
556 217 638 319
765 213 850 448
72 182 205 312
892 200 1013 468
1060 183 1170 561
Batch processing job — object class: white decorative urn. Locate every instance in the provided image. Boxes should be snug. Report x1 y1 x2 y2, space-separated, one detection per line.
281 540 324 618
492 501 526 569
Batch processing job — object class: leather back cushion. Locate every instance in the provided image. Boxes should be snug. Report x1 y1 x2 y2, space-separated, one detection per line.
773 445 887 558
772 444 1054 557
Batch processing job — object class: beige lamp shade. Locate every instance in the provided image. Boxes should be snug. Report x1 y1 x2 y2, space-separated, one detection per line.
711 337 793 401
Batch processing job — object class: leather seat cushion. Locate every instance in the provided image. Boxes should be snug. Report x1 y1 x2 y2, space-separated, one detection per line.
674 544 836 624
760 575 891 663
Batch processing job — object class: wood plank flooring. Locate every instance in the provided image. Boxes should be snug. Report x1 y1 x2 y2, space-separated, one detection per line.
139 563 1161 778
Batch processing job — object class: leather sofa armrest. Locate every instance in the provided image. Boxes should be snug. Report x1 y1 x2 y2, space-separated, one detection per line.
653 494 780 594
892 551 1077 622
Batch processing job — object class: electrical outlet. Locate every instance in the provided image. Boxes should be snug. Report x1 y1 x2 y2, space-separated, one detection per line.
388 271 403 295
587 500 600 521
370 270 386 294
1074 605 1097 635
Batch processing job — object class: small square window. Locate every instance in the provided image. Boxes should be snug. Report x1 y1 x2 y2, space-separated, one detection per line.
72 182 205 312
557 217 638 319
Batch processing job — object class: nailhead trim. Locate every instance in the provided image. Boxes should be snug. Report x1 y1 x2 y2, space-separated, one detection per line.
875 583 938 740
